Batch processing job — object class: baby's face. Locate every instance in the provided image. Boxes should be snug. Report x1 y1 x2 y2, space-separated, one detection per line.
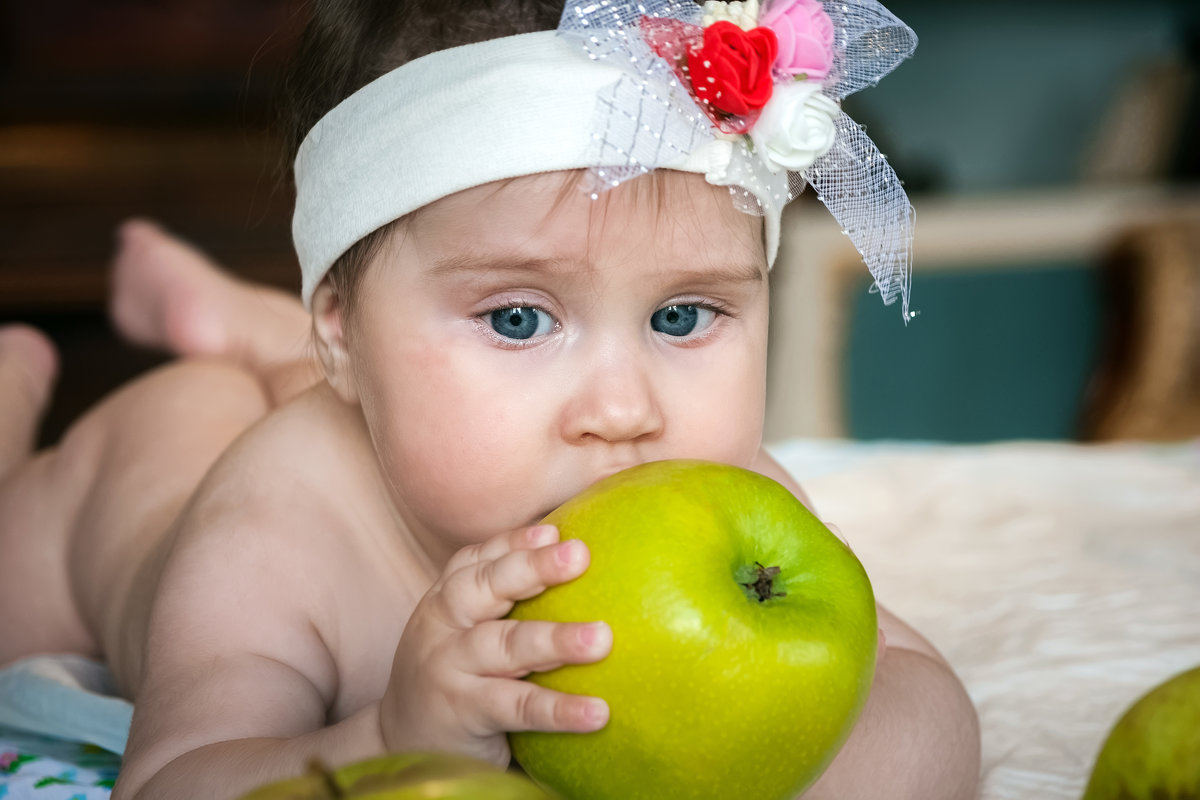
345 170 769 562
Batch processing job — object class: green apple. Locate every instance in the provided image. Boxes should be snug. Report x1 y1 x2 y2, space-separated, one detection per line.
507 459 877 800
239 752 558 799
1082 665 1200 800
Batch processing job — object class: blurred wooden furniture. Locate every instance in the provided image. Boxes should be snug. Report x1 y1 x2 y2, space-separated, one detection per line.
0 123 297 313
765 184 1200 441
1081 218 1200 440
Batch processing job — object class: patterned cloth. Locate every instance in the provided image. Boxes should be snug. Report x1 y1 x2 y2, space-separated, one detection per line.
0 726 118 800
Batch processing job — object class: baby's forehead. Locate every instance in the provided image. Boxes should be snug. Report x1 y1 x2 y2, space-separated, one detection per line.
402 170 765 267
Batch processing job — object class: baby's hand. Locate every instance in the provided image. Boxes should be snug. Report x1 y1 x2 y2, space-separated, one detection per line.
379 524 611 766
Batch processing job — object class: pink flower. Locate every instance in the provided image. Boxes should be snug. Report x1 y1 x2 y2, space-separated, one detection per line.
760 0 835 81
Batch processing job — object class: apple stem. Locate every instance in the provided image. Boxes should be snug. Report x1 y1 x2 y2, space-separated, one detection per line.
740 562 787 603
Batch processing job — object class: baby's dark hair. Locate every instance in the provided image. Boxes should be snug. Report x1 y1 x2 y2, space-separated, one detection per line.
279 0 565 307
280 0 570 170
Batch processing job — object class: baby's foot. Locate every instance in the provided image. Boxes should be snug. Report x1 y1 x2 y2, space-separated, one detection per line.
0 325 59 476
109 219 311 369
109 218 229 358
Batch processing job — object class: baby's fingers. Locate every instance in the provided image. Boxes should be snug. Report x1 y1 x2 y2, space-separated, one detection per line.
464 619 612 679
445 524 559 574
482 680 609 734
440 539 590 626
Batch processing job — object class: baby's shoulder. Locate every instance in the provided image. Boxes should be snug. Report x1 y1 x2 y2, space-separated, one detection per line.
165 384 393 595
134 385 402 701
194 384 380 528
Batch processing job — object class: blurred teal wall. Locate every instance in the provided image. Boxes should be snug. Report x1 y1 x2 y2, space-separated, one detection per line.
846 265 1104 442
845 0 1185 192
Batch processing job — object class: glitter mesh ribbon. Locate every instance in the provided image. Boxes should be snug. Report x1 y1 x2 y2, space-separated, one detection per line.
559 0 917 319
560 1 712 193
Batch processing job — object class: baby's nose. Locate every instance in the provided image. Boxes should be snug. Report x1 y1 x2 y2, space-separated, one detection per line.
559 356 664 445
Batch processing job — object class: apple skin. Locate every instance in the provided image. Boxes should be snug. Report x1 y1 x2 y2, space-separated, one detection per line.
507 459 877 800
238 752 559 799
1082 665 1200 800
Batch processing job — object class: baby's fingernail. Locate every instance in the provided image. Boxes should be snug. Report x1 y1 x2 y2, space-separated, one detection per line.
584 699 609 728
556 539 584 567
579 622 611 653
528 525 558 546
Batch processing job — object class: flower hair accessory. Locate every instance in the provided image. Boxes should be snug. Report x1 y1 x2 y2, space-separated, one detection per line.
559 0 918 320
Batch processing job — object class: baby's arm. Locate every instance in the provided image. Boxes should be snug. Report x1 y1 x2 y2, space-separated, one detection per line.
115 501 607 800
753 448 981 797
803 606 981 799
113 503 385 800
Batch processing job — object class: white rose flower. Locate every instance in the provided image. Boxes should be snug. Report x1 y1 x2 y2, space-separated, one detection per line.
750 80 840 174
701 0 760 30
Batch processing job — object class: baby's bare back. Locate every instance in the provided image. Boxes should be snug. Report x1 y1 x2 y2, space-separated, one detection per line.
110 378 436 797
0 359 270 671
1 356 436 797
2 360 426 716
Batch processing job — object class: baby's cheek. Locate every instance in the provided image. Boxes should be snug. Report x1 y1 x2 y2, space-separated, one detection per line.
387 397 541 533
674 358 766 464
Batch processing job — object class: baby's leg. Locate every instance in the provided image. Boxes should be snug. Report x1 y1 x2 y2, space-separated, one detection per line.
109 219 319 404
0 352 270 670
0 326 57 480
0 222 317 668
0 326 91 661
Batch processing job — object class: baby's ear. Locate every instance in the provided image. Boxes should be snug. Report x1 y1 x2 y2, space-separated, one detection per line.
311 281 358 404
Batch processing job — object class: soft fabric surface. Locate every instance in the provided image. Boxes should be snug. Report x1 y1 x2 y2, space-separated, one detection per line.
1 439 1196 799
0 656 130 756
0 726 119 799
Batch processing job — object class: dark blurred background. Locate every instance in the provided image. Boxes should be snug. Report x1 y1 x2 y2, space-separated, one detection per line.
3 0 1199 445
0 0 305 445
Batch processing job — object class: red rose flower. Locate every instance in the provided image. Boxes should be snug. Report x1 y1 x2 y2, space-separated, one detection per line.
687 21 778 118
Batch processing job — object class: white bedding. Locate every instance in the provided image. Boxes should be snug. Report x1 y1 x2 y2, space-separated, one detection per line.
769 439 1200 799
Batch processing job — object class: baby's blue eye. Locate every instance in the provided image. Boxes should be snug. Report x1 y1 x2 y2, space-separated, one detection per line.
489 307 553 340
651 305 712 337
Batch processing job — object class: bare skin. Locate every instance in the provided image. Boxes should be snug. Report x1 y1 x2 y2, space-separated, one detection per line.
110 218 321 404
0 179 979 800
0 325 58 479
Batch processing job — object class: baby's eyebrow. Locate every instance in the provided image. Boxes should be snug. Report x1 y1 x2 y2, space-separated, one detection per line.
425 254 572 281
668 262 764 286
426 254 763 286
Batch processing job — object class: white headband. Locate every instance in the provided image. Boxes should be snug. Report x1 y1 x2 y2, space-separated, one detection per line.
293 0 916 316
293 31 780 308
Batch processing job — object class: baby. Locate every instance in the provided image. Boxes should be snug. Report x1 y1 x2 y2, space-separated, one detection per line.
0 0 981 798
